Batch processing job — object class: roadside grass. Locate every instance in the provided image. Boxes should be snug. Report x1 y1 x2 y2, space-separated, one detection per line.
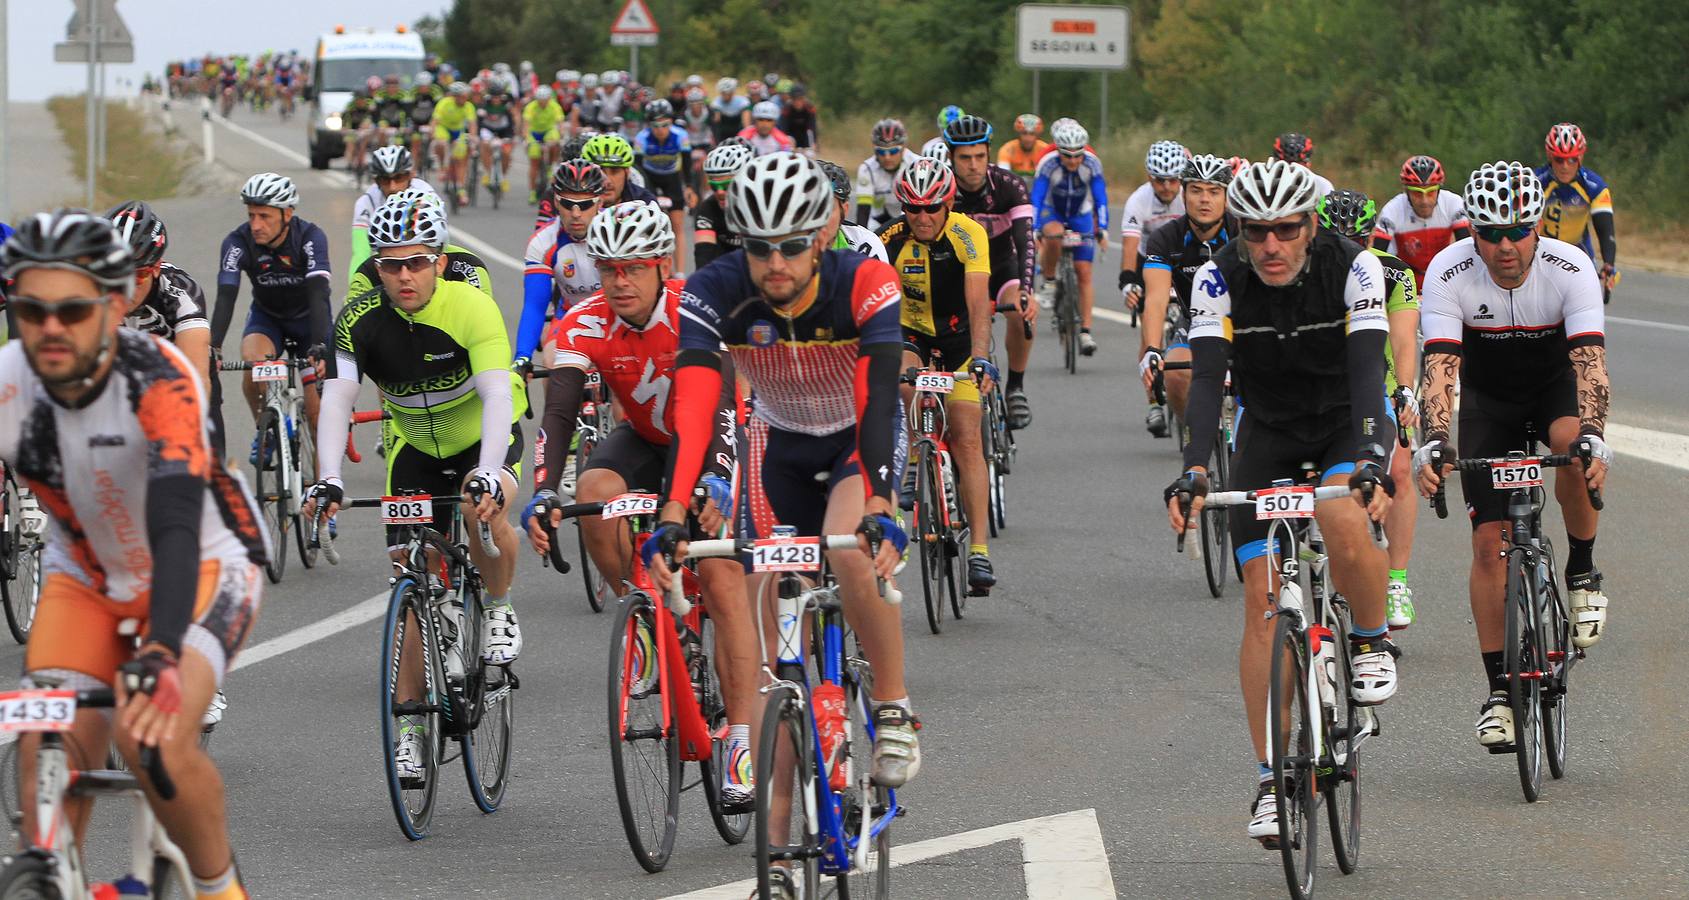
46 95 189 208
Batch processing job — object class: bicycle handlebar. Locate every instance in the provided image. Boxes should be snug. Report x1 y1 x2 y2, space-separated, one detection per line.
1426 445 1602 519
994 298 1033 340
343 409 389 465
74 689 177 801
681 534 902 606
536 499 607 574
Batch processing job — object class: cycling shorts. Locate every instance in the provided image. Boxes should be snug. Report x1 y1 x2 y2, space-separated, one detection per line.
741 415 906 541
988 266 1023 309
26 559 262 689
582 421 738 542
903 331 982 405
433 125 471 146
480 123 515 142
244 304 327 365
1225 416 1356 566
1042 214 1097 263
384 421 523 548
1456 372 1578 528
1164 300 1190 351
644 171 687 213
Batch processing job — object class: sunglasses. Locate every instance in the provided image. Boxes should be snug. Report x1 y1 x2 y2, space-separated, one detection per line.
708 179 734 192
10 296 107 327
134 263 163 283
1549 154 1581 164
904 202 946 215
375 175 410 187
599 259 662 279
1474 223 1535 244
874 147 903 157
373 253 440 274
743 234 816 259
1403 184 1440 195
1241 217 1309 243
555 197 599 212
1058 149 1086 158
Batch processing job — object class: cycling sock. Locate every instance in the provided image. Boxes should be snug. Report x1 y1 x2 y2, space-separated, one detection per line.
1080 327 1092 334
969 543 988 557
193 861 246 900
1566 534 1596 581
1388 568 1408 587
1349 622 1387 641
1482 651 1506 693
487 594 511 610
1006 369 1025 393
1257 761 1272 782
877 696 912 714
728 723 750 748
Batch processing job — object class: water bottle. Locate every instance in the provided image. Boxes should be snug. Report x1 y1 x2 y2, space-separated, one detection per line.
1309 625 1337 710
812 683 849 792
939 451 959 523
114 875 149 897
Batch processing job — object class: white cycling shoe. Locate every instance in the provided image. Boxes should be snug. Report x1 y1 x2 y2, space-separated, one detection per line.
394 726 427 783
1477 692 1514 747
1348 635 1400 705
1569 571 1607 648
481 605 522 665
1248 781 1279 842
871 704 922 787
202 689 228 729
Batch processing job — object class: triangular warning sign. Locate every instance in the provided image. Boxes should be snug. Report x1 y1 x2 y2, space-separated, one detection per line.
611 0 659 33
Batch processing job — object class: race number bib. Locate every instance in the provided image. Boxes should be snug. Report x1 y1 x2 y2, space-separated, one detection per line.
602 492 659 519
0 690 77 733
914 372 955 393
1255 485 1316 520
750 536 823 573
1061 230 1085 249
1490 459 1544 489
250 361 289 382
380 495 433 525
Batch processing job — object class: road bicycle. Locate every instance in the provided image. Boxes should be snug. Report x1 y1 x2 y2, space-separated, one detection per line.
486 138 512 209
1428 433 1601 801
975 357 1014 539
0 466 46 643
900 362 967 634
219 356 318 583
1163 359 1237 597
530 366 619 612
1051 230 1084 375
315 482 514 841
682 530 903 900
1175 477 1384 899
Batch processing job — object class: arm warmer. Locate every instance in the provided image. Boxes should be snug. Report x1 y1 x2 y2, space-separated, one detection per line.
143 474 205 657
854 342 902 503
514 272 555 361
535 367 587 493
307 279 332 349
1011 214 1036 292
1180 335 1232 471
855 202 872 227
663 349 725 507
210 282 239 349
1345 328 1391 463
474 368 515 473
1593 212 1617 266
314 378 359 484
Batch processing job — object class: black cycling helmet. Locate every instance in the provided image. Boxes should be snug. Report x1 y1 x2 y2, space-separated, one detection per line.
104 200 168 268
560 130 596 163
1 208 135 292
552 158 608 197
817 159 852 203
1272 132 1314 163
645 98 674 121
943 114 994 147
1316 189 1378 242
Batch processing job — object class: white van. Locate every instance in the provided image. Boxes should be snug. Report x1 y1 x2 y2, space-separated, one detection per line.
305 26 425 169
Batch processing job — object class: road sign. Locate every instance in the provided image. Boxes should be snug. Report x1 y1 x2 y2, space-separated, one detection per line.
54 0 133 63
610 32 658 47
1016 4 1128 70
611 0 659 35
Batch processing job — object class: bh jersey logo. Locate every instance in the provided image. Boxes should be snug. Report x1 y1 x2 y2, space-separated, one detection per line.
750 320 777 347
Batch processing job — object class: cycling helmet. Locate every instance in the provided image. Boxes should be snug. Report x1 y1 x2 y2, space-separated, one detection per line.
240 172 299 209
104 200 168 268
369 145 414 178
449 81 469 97
386 187 443 210
1050 119 1089 152
943 115 993 147
1 209 135 292
751 100 780 121
716 76 737 93
817 160 852 203
581 73 600 89
581 134 635 168
534 85 554 103
776 78 794 94
519 60 533 74
1180 153 1234 186
1399 154 1445 187
871 118 907 148
718 134 753 150
558 69 579 84
600 70 620 86
1227 156 1251 176
1272 132 1314 163
936 105 964 131
1545 122 1587 157
586 200 675 261
763 72 780 88
551 158 608 197
1013 113 1043 135
364 76 383 94
1145 140 1189 178
645 98 674 120
492 62 512 75
703 143 757 179
560 131 595 162
895 156 956 207
686 74 704 88
685 87 706 104
414 71 434 87
789 83 807 98
369 193 448 249
1316 189 1378 242
1226 160 1319 220
920 138 950 166
1463 160 1545 227
726 152 834 237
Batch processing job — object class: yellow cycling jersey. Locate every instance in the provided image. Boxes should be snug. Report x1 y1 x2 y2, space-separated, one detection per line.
880 211 991 338
432 97 477 133
522 99 564 135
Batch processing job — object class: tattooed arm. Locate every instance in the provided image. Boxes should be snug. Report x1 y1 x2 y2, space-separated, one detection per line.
1419 350 1461 446
1570 344 1610 437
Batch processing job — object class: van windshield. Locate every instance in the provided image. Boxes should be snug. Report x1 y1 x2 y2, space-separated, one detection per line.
318 59 417 93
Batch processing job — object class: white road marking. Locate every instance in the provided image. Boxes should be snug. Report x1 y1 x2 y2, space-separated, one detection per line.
1607 423 1689 471
1606 314 1689 334
661 808 1116 899
230 591 387 672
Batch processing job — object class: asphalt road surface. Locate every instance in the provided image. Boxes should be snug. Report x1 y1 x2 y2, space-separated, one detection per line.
5 100 1685 899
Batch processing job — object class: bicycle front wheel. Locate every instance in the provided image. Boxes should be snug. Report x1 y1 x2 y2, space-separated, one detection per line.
460 580 514 814
839 658 892 899
1268 613 1317 899
380 576 441 840
914 445 946 635
608 592 680 872
254 411 287 584
1506 556 1544 802
0 487 41 644
756 680 821 900
575 436 611 613
1325 611 1362 874
0 852 57 898
1200 435 1231 599
1058 263 1079 374
697 613 752 845
1542 564 1570 781
293 418 319 569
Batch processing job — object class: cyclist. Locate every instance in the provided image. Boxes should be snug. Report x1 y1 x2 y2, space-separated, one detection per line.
634 99 695 271
582 133 660 207
516 160 609 370
1373 155 1470 289
1535 123 1619 303
372 74 412 155
738 101 795 156
306 197 526 779
1164 160 1398 843
780 83 819 157
431 81 478 207
1031 118 1109 356
1270 133 1334 198
997 114 1049 182
1318 189 1422 629
879 157 999 595
521 85 566 205
946 114 1038 429
350 146 437 275
1136 154 1237 441
682 87 714 187
693 142 758 269
1 210 266 900
343 79 380 176
211 173 330 467
349 190 491 299
522 201 760 807
1118 140 1188 321
855 118 912 231
1414 161 1611 748
652 153 922 803
405 71 442 170
709 77 750 146
817 159 890 263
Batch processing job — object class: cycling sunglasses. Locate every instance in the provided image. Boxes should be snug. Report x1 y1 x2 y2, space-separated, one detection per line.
599 259 662 279
555 197 599 212
9 296 107 327
1403 184 1440 195
1241 217 1309 243
874 147 903 157
708 179 734 192
903 202 947 215
743 234 816 259
1057 148 1086 158
1474 223 1535 244
373 253 440 274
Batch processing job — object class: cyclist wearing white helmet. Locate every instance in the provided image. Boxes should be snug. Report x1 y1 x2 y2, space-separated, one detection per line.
522 84 567 204
1031 118 1109 355
1414 161 1611 750
693 142 758 268
738 101 795 156
1165 158 1397 846
351 145 437 275
347 189 492 302
856 118 913 231
1118 139 1189 316
710 77 751 145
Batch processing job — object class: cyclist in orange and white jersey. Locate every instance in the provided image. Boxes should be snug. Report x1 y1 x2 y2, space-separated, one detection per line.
1374 155 1471 289
996 113 1049 182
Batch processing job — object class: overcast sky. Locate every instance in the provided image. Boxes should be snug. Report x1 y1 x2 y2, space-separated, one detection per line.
4 0 447 101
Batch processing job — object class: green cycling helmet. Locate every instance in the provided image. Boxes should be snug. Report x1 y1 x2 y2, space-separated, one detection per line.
581 134 635 169
1316 189 1378 243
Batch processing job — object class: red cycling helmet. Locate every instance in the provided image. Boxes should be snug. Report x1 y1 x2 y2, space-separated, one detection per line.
895 157 955 207
1272 133 1313 163
1399 155 1445 187
1545 122 1587 158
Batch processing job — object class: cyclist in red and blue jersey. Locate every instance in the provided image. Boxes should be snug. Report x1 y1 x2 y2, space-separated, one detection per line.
1031 118 1109 356
515 160 606 370
1534 123 1619 303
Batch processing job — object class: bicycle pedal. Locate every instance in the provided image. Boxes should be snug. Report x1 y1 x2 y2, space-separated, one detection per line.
1486 743 1517 755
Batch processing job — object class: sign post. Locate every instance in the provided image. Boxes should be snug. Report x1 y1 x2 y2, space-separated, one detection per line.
1016 5 1129 140
1 0 10 220
610 0 659 84
55 0 134 207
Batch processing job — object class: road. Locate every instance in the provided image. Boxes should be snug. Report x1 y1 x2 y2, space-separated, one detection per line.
5 99 1687 898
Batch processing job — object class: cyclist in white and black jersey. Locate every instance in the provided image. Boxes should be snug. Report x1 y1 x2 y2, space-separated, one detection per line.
1414 161 1612 750
692 141 757 269
349 146 436 276
1117 140 1188 314
818 158 890 263
855 118 912 230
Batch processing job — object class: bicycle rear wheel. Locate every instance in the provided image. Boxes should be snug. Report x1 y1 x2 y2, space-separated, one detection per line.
838 658 892 899
755 679 821 900
0 852 56 898
1325 610 1362 874
608 592 680 872
1505 556 1544 802
1058 263 1079 374
575 436 610 613
1268 613 1317 899
945 452 968 620
0 486 41 645
697 613 752 845
460 579 514 813
254 411 287 584
380 576 441 840
1200 434 1231 598
914 445 946 635
1542 564 1570 781
293 418 319 569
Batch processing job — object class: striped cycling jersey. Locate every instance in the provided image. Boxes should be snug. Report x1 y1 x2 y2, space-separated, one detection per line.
1031 150 1109 230
1533 165 1612 261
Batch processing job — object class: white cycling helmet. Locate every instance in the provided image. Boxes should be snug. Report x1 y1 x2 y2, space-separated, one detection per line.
581 73 600 89
369 193 448 249
558 69 579 84
703 142 757 179
1463 160 1545 227
369 145 413 178
1226 159 1319 221
414 71 434 87
920 137 950 166
751 100 780 121
1145 140 1188 178
717 76 738 93
586 200 675 261
686 74 704 88
534 85 554 102
492 62 512 75
727 152 835 238
240 172 298 209
1051 119 1089 152
387 187 444 211
600 70 620 86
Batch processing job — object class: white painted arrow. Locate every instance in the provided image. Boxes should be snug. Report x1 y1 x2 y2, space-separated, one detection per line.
662 807 1116 899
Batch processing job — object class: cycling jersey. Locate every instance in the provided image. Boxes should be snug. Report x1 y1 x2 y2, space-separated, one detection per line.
709 96 750 144
836 222 890 263
997 139 1050 180
1533 164 1614 263
410 85 441 126
854 155 912 230
341 97 375 129
1374 190 1469 283
128 263 209 339
953 166 1036 300
431 96 476 133
546 283 686 446
1031 150 1109 232
348 244 492 301
213 217 332 349
692 194 742 268
737 126 795 156
594 86 626 124
373 89 412 128
0 221 13 333
878 211 991 339
352 179 438 233
634 126 690 176
1420 236 1604 397
683 104 713 147
781 103 818 150
1119 181 1185 241
477 94 515 136
519 222 601 362
1141 214 1239 308
523 98 565 137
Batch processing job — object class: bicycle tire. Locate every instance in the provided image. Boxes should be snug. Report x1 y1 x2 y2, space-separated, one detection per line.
1 485 40 644
1325 606 1362 875
1059 263 1079 374
379 576 441 840
914 445 946 635
608 592 680 872
1505 555 1544 802
945 451 967 620
461 578 514 814
575 436 609 613
1200 435 1230 599
149 853 191 899
755 679 821 900
838 658 892 899
293 418 319 569
697 614 752 845
255 412 287 584
1542 560 1570 781
0 851 60 900
1268 613 1317 899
